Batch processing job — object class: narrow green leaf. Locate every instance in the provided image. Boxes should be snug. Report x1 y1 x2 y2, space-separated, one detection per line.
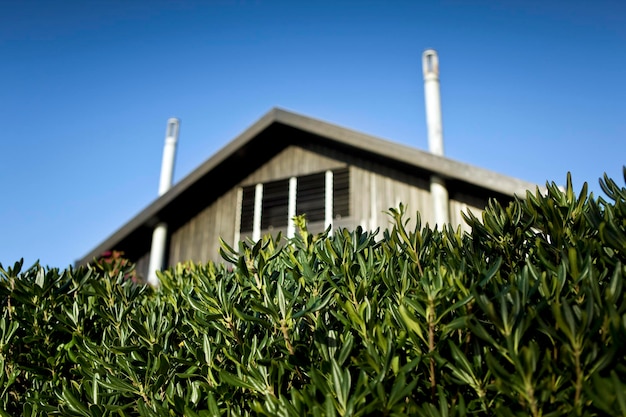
61 387 91 417
398 304 426 343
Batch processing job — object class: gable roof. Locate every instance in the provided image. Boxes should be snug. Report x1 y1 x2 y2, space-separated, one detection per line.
77 107 538 265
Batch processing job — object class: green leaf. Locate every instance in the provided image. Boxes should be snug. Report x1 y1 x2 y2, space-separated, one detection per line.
96 375 138 394
60 387 90 417
398 304 426 344
219 370 257 391
184 406 201 417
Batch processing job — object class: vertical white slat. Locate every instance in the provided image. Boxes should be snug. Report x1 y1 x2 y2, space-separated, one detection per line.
287 176 297 238
252 183 263 241
233 187 243 246
369 173 377 230
325 170 333 236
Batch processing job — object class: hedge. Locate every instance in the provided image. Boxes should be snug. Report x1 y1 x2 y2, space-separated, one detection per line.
1 170 626 416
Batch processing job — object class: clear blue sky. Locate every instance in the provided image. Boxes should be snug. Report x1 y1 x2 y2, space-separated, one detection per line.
2 0 625 269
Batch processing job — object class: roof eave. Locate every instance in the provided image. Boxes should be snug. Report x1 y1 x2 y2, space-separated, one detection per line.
272 108 539 197
76 109 282 265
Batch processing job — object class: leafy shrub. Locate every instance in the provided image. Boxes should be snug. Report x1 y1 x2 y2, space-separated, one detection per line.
94 250 140 283
2 170 626 416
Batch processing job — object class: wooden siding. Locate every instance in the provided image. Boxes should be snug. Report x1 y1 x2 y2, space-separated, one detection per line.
349 162 488 233
165 143 493 265
168 145 350 264
168 187 238 265
349 164 431 233
449 191 487 232
240 145 347 186
135 250 151 281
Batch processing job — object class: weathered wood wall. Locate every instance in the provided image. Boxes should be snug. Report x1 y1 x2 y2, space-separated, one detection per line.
168 188 238 266
166 143 490 265
134 250 151 281
449 191 487 232
239 145 347 186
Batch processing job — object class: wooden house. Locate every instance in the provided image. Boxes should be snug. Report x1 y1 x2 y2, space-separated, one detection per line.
77 108 537 278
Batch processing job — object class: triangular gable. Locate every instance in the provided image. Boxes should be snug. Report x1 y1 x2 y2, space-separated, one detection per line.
77 108 537 265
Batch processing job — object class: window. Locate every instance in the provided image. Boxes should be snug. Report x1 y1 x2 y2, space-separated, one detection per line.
240 186 256 233
296 172 326 222
261 179 289 230
333 168 349 218
238 168 350 240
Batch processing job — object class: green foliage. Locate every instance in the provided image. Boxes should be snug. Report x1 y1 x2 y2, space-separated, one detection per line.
2 169 626 416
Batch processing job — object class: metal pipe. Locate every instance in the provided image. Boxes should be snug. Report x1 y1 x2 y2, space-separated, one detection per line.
148 223 168 286
423 50 444 156
422 49 449 227
147 118 180 286
430 175 449 227
158 118 180 196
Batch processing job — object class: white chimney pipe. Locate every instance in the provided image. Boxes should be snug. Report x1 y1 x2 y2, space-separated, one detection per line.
422 49 449 227
147 118 180 286
158 118 180 196
423 50 444 156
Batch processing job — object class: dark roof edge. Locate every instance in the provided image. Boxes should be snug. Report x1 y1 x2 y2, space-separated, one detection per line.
272 108 539 196
77 109 280 264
